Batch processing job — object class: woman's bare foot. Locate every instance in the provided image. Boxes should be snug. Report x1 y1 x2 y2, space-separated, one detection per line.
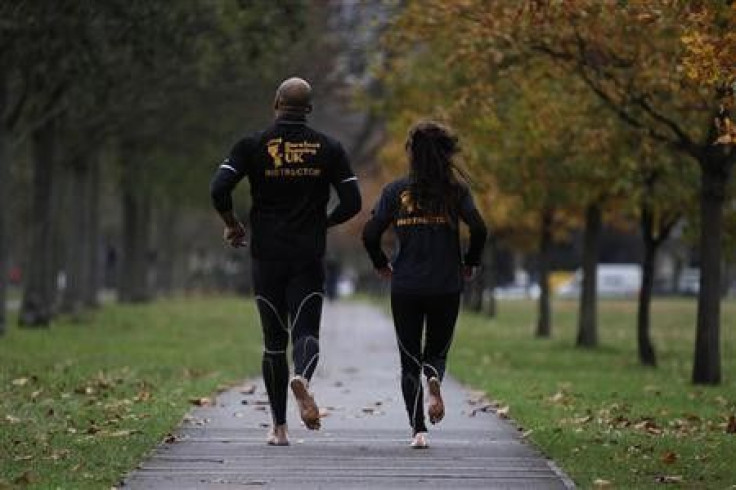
427 377 445 425
267 424 289 446
410 431 429 449
290 376 321 430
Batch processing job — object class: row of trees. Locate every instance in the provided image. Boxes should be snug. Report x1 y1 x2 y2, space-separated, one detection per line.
376 1 735 384
0 1 315 333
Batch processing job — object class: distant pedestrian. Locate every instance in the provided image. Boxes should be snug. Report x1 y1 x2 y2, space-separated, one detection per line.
362 121 487 448
210 77 361 445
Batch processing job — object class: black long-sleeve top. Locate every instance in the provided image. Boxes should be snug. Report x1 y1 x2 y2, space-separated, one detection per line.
210 115 361 260
362 177 487 294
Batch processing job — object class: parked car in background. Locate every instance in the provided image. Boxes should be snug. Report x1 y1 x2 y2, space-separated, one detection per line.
677 268 700 296
557 264 642 299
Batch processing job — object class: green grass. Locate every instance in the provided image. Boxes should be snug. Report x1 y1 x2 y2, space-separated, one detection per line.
0 296 262 489
450 298 736 489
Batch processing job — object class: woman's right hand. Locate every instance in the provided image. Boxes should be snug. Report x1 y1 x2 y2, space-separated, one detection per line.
376 266 393 280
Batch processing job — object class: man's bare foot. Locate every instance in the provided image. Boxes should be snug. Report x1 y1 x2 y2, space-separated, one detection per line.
427 377 445 424
290 376 321 430
267 424 289 446
410 431 429 449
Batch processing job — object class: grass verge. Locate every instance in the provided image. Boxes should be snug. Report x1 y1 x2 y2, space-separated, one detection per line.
0 296 261 489
451 298 736 489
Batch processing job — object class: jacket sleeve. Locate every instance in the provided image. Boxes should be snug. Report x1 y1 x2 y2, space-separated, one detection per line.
458 188 488 266
327 179 362 227
361 185 395 269
325 141 361 227
210 138 251 214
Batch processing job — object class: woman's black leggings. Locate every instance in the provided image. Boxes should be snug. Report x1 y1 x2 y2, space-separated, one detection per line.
390 292 461 434
253 259 324 426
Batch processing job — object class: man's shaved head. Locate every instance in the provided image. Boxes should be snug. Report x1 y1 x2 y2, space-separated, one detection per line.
274 77 313 114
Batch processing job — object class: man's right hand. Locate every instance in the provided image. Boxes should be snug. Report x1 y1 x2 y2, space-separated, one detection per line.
224 222 247 248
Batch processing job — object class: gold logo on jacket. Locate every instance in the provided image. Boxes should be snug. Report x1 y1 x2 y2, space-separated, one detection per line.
397 190 448 226
400 190 419 214
266 138 320 168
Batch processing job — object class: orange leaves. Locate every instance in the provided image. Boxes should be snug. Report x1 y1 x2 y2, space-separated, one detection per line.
680 4 736 89
660 450 678 464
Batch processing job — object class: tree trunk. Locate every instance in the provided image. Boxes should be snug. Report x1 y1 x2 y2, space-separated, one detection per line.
536 207 553 338
576 202 601 347
59 160 89 315
692 153 733 384
119 150 152 303
19 118 57 327
469 269 485 312
154 204 177 295
82 153 101 307
0 76 7 335
637 226 657 367
485 237 497 318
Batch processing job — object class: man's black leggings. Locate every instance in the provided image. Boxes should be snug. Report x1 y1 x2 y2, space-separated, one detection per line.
390 292 461 435
253 259 324 426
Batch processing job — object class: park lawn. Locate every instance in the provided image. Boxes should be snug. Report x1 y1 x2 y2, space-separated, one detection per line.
0 296 262 489
450 298 736 489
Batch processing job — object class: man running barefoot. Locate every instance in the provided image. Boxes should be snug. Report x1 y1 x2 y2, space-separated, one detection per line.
210 77 361 445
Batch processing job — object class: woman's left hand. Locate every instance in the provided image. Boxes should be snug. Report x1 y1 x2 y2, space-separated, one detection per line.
463 265 479 281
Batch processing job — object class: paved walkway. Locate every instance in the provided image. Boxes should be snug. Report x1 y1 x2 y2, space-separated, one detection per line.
123 302 574 489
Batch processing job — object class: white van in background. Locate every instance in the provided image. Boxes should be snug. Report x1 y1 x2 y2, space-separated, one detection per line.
556 264 642 299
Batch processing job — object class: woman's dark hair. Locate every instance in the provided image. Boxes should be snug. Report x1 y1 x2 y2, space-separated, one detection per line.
406 121 470 219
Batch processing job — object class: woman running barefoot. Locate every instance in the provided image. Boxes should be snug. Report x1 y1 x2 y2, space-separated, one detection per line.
362 121 487 448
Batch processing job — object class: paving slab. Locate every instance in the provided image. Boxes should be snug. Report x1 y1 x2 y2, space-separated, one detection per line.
122 301 574 489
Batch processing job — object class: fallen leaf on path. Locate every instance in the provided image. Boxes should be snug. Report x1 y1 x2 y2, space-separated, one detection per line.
251 399 270 406
521 429 534 439
496 405 510 419
319 408 331 418
661 451 678 464
183 415 210 425
469 402 499 416
240 384 257 395
189 397 213 407
593 478 612 488
163 433 180 444
654 475 683 484
254 405 267 411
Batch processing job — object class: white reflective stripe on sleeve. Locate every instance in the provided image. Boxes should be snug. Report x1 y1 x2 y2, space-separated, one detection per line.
220 164 238 173
340 176 358 183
